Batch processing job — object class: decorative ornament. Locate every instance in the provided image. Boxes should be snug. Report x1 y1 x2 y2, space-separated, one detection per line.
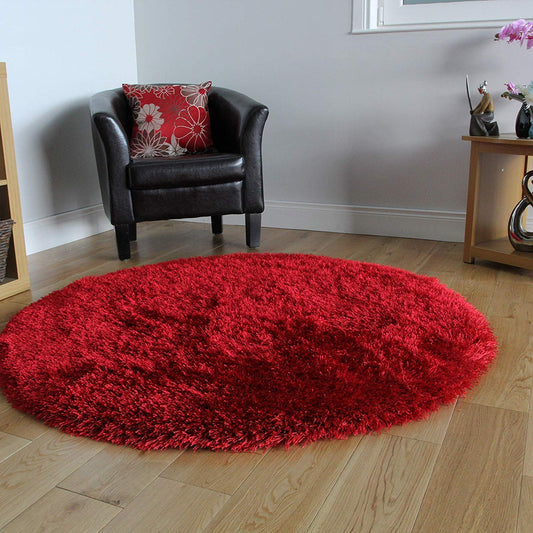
501 82 533 138
508 170 533 252
467 78 499 137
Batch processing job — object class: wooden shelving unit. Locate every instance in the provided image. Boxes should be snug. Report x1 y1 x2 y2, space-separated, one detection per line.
0 62 30 299
462 134 533 270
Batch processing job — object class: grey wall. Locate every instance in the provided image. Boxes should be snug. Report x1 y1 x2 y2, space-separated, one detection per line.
0 0 137 253
134 0 529 239
2 0 528 252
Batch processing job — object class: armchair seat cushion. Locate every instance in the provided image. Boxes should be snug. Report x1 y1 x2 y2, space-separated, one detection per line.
128 152 245 190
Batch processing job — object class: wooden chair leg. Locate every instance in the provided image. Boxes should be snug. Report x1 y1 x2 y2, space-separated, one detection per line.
211 215 223 234
129 222 137 242
115 224 131 260
245 213 261 248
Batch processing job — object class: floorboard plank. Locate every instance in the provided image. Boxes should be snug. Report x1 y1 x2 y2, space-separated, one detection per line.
308 434 439 533
0 430 104 529
463 315 532 413
58 445 184 507
433 268 497 317
524 381 533 477
518 475 533 533
205 437 362 532
161 449 264 495
0 407 50 441
412 401 526 533
0 430 30 463
0 392 10 413
1 487 120 533
368 237 438 273
387 401 456 445
100 477 229 533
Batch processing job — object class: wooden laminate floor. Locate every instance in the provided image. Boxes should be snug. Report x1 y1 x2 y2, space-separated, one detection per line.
0 221 532 532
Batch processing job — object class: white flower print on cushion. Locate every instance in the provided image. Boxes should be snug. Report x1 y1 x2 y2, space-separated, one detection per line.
180 81 211 107
127 84 158 98
174 106 211 153
151 85 177 98
167 135 189 157
137 104 164 132
130 130 170 158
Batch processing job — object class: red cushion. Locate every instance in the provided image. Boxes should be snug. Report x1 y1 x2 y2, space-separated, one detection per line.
122 82 213 158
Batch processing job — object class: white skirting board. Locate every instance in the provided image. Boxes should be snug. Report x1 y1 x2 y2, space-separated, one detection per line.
24 205 113 256
195 201 467 243
23 201 471 256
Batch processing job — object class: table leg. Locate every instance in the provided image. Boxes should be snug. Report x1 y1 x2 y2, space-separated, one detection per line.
463 143 481 263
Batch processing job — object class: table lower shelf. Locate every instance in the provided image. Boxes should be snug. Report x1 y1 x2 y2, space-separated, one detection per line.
468 238 533 269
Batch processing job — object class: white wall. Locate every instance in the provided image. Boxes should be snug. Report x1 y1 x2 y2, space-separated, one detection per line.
0 0 137 254
134 0 530 241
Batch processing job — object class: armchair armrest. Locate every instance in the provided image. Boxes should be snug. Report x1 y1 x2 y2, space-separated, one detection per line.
208 87 269 212
89 89 135 224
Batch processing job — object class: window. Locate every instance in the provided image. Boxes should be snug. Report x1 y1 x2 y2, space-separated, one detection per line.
352 0 533 33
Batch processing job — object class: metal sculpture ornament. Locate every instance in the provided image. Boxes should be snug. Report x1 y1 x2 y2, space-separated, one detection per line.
509 171 533 252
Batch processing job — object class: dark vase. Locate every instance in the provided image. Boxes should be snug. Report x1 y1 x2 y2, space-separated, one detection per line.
515 104 532 138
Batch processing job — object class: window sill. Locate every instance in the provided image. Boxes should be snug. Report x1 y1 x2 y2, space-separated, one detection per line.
351 20 504 34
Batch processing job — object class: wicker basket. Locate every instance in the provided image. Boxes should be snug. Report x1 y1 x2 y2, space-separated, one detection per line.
0 219 14 283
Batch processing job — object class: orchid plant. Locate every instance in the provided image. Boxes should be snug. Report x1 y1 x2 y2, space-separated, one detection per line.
495 19 533 108
501 82 533 108
495 19 533 49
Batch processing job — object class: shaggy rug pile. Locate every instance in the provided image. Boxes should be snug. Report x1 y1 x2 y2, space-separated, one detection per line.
0 253 497 451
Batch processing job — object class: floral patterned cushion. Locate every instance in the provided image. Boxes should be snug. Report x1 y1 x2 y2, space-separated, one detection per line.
122 82 213 158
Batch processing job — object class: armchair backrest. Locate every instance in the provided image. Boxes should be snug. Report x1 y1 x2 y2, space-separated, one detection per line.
90 88 133 138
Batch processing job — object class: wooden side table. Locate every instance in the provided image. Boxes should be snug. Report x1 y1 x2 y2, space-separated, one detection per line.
462 134 533 270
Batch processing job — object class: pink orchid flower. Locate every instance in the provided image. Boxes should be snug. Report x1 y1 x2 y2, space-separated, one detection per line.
505 82 519 94
496 19 533 49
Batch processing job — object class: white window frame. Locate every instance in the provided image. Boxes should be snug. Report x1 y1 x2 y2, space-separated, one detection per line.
352 0 533 34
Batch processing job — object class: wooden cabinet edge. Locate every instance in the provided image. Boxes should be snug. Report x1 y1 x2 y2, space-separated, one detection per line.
0 62 30 299
0 277 30 300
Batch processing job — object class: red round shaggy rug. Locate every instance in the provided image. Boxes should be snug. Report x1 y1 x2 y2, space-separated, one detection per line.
0 253 497 451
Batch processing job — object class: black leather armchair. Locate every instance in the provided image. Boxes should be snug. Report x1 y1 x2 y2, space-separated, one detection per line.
89 87 268 260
